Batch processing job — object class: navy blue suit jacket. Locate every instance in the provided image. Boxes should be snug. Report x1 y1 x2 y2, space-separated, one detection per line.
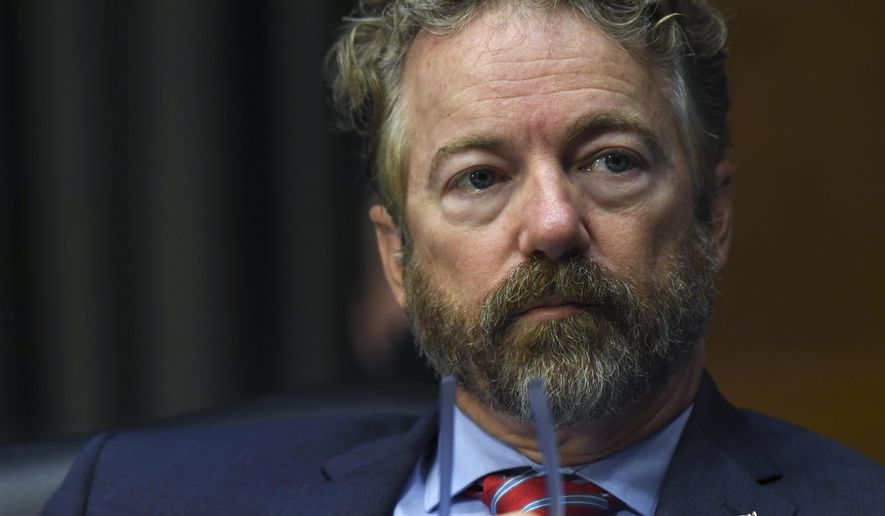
43 375 884 515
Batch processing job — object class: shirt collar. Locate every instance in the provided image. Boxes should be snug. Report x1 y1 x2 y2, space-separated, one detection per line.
572 405 692 515
423 405 533 512
423 403 693 516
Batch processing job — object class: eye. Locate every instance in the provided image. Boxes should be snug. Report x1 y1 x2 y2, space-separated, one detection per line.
453 167 500 192
588 150 640 174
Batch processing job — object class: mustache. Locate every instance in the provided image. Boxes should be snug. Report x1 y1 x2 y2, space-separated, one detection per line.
477 255 641 337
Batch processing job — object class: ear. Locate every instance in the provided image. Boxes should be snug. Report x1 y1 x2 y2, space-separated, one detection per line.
369 204 406 309
710 161 735 269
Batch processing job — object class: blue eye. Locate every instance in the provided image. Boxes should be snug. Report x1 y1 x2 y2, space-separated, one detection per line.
456 168 498 191
595 152 634 173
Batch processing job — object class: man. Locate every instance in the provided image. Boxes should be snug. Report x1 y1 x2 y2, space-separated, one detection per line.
45 1 883 515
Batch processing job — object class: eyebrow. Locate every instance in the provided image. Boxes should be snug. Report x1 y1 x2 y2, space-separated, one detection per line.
563 113 672 166
428 136 505 189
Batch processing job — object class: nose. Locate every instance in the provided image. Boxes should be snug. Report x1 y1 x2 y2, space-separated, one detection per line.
516 167 591 261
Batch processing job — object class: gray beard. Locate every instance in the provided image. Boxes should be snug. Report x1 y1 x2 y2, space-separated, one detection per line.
403 221 718 426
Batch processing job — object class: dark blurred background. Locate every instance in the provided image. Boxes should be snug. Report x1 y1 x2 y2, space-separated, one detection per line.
0 0 882 463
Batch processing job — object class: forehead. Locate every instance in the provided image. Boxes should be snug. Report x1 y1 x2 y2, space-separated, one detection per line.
405 6 652 105
399 5 673 179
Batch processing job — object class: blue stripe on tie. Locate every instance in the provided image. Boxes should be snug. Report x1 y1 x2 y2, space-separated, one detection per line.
563 494 609 509
521 497 552 512
491 469 543 513
520 494 609 512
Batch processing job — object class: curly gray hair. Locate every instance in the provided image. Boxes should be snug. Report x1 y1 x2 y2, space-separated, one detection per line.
327 0 729 228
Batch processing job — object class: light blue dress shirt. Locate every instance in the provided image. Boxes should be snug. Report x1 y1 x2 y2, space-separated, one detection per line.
394 404 692 515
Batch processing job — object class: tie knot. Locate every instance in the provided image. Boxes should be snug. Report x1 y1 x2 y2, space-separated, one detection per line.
476 469 624 515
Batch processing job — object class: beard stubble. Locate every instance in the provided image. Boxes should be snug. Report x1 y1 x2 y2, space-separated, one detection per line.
403 221 718 426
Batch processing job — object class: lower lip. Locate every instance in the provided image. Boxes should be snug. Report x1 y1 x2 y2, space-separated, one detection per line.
519 304 588 321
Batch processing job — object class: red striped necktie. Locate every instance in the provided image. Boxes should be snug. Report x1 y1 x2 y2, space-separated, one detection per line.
476 469 625 515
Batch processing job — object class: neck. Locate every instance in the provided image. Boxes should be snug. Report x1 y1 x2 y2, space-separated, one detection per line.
455 350 704 465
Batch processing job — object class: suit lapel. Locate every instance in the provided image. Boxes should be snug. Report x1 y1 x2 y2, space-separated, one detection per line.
656 374 796 516
306 406 439 515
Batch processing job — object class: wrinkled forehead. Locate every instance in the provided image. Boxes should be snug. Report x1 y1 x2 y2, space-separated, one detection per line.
399 4 670 167
409 4 599 64
402 5 648 102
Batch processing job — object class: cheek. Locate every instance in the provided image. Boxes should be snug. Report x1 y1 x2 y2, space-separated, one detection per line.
405 171 517 306
587 189 693 279
409 221 513 306
587 215 653 275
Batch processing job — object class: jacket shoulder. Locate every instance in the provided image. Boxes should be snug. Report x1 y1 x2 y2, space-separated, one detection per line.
660 375 885 515
739 408 883 472
43 413 420 515
739 408 885 508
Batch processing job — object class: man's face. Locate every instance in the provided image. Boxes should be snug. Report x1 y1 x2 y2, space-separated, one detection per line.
373 6 730 424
